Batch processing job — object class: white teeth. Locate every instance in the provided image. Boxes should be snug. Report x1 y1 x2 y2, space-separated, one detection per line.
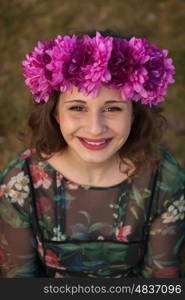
84 140 106 145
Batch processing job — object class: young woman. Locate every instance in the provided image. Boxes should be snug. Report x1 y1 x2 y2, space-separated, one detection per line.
0 30 184 278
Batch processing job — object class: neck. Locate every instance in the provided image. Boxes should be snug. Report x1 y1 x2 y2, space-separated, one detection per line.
59 148 121 185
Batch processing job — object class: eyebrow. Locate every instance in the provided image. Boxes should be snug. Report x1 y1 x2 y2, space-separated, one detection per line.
64 99 127 104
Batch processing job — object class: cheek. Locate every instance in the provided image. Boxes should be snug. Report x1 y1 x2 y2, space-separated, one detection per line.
58 115 79 136
115 116 132 137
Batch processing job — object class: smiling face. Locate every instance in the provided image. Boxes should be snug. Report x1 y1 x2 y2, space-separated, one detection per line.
55 85 133 166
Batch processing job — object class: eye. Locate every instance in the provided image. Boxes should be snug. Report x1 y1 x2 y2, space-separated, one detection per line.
69 106 85 111
104 106 123 112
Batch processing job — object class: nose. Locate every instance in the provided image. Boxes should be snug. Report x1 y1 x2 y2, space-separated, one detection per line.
85 111 107 136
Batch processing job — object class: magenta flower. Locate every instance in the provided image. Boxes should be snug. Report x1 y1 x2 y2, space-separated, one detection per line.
106 37 131 89
77 32 113 97
46 35 78 93
106 37 149 101
22 40 55 102
22 32 176 106
107 37 175 105
115 225 132 242
141 45 175 105
55 32 113 97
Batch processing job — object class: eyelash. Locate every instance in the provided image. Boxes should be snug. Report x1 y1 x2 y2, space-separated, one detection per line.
68 106 123 112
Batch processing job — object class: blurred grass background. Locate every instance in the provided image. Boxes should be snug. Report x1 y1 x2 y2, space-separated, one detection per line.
0 0 185 171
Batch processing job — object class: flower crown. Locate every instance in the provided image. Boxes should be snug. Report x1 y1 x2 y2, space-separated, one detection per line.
22 31 175 106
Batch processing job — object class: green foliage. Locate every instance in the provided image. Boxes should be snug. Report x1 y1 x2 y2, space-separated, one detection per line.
0 202 30 228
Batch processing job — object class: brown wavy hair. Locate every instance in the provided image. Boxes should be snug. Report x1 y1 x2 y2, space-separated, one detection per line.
24 30 168 175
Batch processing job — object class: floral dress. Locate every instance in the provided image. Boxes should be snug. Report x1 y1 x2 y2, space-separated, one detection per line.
0 146 185 278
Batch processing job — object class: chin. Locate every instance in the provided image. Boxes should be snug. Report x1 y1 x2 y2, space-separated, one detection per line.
79 153 112 163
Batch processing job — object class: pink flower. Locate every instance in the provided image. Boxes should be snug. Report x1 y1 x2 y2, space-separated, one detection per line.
106 38 130 89
22 32 176 106
141 45 175 105
45 250 66 270
55 272 64 278
22 40 55 102
115 225 132 242
129 37 149 63
107 37 148 100
75 32 113 97
108 37 175 106
46 35 77 93
19 149 32 161
30 164 51 189
153 266 179 278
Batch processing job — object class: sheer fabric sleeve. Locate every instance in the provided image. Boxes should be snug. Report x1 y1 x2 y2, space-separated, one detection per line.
0 155 41 277
140 150 185 278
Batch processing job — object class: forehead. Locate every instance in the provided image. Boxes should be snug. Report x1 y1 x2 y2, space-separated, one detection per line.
59 85 127 104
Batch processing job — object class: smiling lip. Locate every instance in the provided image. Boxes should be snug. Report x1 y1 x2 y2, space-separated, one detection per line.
77 137 112 150
78 137 112 142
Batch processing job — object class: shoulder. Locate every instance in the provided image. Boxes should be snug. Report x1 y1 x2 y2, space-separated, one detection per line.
158 146 184 178
0 149 34 212
151 146 185 219
158 145 183 168
0 149 34 183
157 146 185 186
0 148 54 191
0 149 34 226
